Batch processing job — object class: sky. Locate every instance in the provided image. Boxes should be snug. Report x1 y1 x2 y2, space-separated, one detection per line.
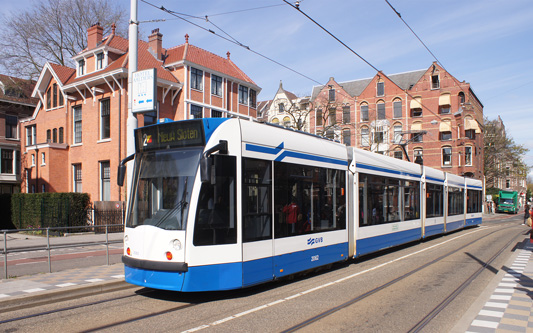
1 0 532 177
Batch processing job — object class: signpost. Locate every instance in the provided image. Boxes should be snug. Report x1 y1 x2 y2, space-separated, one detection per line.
132 68 157 113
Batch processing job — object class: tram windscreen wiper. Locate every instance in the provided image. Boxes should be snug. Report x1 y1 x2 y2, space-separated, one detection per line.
154 178 188 230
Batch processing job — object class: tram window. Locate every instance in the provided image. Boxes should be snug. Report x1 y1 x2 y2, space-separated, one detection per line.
359 174 420 226
274 162 345 238
448 187 464 216
243 158 272 242
467 189 482 213
426 184 444 218
193 155 237 246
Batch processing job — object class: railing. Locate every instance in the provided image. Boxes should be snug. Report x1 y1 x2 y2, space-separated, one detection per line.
1 224 123 279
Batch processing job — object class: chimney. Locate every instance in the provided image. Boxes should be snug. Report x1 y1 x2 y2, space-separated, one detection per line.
87 23 103 49
149 28 163 60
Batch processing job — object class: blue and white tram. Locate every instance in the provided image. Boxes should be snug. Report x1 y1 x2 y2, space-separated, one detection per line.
118 118 482 292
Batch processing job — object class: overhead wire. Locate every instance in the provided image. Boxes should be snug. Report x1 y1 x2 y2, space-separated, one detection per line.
139 0 323 86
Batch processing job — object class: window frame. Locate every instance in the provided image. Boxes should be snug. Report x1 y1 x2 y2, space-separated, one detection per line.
238 85 249 105
377 81 385 97
442 146 452 166
393 99 402 118
190 67 203 91
211 74 222 96
100 160 111 201
5 115 18 139
73 105 82 144
78 59 85 76
360 104 369 122
99 98 111 140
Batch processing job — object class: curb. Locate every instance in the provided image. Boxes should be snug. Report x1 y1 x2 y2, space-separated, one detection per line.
0 279 134 314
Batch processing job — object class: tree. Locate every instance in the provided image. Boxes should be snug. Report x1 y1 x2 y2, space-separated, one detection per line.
484 117 530 188
0 0 127 80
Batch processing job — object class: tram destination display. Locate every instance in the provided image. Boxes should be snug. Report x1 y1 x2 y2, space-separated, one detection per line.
135 120 205 151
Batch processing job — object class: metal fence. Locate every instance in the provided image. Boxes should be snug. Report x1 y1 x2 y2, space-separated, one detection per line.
1 224 123 280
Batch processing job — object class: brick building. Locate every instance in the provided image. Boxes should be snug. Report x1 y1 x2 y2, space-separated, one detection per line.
21 24 260 203
0 75 37 193
309 63 484 180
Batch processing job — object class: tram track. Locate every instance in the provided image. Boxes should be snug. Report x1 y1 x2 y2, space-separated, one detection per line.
280 225 526 332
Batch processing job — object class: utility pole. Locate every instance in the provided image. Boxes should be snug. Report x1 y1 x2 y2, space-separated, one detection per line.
126 0 138 202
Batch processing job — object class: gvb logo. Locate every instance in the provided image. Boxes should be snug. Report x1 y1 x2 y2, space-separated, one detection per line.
307 237 323 246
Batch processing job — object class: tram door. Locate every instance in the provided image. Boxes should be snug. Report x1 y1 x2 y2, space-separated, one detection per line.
242 159 274 286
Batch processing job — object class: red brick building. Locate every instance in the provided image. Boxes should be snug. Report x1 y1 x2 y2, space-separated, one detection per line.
21 24 260 203
310 63 484 180
0 75 37 193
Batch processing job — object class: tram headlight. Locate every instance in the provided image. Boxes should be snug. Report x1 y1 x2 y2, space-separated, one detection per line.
170 239 182 251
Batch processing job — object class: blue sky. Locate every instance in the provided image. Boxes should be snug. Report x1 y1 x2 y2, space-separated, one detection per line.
2 0 532 177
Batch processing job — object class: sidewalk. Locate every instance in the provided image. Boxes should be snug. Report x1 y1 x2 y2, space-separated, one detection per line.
460 236 533 332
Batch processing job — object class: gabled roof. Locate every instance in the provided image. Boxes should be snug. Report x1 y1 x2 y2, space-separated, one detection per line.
48 63 76 85
166 43 257 86
0 74 38 106
311 69 428 101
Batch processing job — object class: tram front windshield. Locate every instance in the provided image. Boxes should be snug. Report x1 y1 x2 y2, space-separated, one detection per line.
126 148 201 230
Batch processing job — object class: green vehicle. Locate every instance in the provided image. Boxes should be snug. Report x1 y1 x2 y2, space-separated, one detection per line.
496 190 519 214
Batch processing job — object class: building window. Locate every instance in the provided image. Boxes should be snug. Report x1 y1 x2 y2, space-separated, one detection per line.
458 92 465 104
440 105 451 114
329 88 335 101
5 115 17 139
144 111 157 126
279 103 285 113
442 147 452 166
283 116 291 127
238 85 249 105
329 108 336 125
46 87 51 109
414 148 423 165
465 146 472 166
316 109 322 126
412 131 423 143
47 129 51 142
59 127 64 144
393 125 402 144
431 75 440 89
211 74 222 96
440 131 452 141
31 154 35 166
41 184 46 193
100 99 110 140
361 104 369 121
377 102 385 120
78 59 85 76
342 106 350 124
412 108 422 117
377 81 384 96
361 127 370 146
73 164 82 192
41 152 45 165
212 109 223 118
190 67 203 90
465 129 475 139
101 161 110 201
96 53 104 70
393 99 402 118
343 129 351 146
52 83 58 108
394 150 403 159
506 179 510 188
190 104 203 119
73 106 82 144
271 118 279 124
1 149 13 174
373 129 384 144
249 89 257 108
52 128 57 143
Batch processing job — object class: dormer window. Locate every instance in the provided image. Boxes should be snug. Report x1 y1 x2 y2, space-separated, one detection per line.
96 53 104 70
431 74 440 89
78 59 85 76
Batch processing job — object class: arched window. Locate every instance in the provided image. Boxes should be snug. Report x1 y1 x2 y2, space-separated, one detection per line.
360 102 369 121
283 116 291 127
271 118 279 124
393 98 402 118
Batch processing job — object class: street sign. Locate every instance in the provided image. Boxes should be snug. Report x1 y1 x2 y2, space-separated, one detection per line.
132 68 157 113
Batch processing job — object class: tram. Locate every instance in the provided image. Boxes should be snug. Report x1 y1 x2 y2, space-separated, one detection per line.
118 118 483 292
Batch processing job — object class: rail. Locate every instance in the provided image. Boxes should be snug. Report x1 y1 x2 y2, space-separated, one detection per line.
1 224 123 279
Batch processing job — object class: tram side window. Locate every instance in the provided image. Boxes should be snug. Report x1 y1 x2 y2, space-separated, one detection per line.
193 155 237 246
467 189 482 213
359 174 420 226
448 187 464 216
274 162 346 239
243 158 272 242
426 184 444 218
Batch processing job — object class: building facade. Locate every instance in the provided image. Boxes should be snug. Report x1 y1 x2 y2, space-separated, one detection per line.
0 75 37 193
258 81 310 131
21 24 260 203
309 63 484 180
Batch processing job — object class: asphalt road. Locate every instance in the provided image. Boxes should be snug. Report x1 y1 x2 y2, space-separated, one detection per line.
1 213 528 332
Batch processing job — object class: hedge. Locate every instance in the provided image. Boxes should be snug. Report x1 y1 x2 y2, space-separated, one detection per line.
11 193 91 230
